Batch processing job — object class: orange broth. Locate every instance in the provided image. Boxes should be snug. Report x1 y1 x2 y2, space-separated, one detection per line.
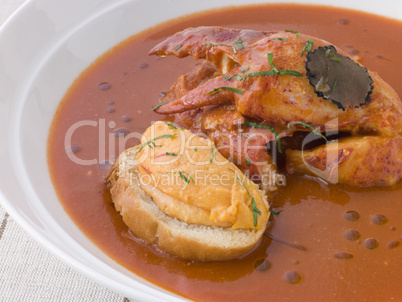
48 4 402 301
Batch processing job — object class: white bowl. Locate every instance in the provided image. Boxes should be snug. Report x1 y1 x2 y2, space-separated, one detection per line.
0 0 401 300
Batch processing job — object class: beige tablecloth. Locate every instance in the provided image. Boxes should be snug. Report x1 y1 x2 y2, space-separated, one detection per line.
0 1 131 301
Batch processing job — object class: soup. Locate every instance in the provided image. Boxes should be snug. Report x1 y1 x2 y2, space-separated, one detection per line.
48 3 402 301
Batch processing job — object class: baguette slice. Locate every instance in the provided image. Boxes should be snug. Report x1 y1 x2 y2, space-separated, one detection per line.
107 146 269 261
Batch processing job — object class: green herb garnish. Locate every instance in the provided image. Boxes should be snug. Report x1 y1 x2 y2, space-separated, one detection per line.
269 209 280 215
301 39 314 56
151 101 170 111
207 87 243 95
194 147 198 152
178 171 194 184
159 171 194 184
166 122 177 129
332 77 339 92
137 133 177 153
240 66 250 73
202 43 237 54
326 49 341 62
236 177 261 227
210 147 215 163
243 121 282 153
285 29 300 36
287 121 329 143
174 44 182 51
274 37 287 41
222 74 244 81
244 70 302 77
246 158 251 166
165 152 179 157
268 53 279 74
235 40 244 50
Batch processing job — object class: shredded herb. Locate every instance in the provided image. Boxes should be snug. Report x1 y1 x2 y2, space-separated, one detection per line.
285 29 300 36
194 147 198 152
165 152 179 157
244 121 282 153
326 49 341 62
166 122 177 129
244 70 302 77
332 77 339 92
228 168 235 173
150 142 162 148
267 53 279 74
159 171 194 184
178 171 194 184
207 87 243 95
202 43 237 54
174 44 182 51
301 39 314 56
235 39 244 50
269 209 280 215
151 101 170 111
210 147 215 163
222 74 244 81
137 134 176 153
236 177 261 227
246 158 251 166
240 66 250 73
287 121 329 143
274 37 287 41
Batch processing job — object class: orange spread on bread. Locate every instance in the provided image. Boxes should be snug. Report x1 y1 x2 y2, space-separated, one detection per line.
135 121 269 229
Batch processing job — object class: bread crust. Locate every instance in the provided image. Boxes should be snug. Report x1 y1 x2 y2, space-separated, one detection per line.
107 146 268 261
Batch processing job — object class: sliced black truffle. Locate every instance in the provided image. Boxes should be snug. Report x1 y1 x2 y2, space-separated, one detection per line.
305 45 374 110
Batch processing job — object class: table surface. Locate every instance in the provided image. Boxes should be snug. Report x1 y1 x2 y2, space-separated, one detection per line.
0 1 131 301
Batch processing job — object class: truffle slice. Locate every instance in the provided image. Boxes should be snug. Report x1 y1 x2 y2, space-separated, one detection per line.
305 45 373 110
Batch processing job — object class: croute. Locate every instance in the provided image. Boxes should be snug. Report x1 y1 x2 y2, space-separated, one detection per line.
107 121 270 261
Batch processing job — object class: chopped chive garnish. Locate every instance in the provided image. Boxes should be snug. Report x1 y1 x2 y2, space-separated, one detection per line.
194 147 198 152
246 158 251 166
274 37 287 41
268 53 279 74
166 122 177 129
278 70 303 76
174 44 182 51
236 177 261 227
165 152 179 156
137 134 177 153
285 29 300 36
287 121 329 143
210 147 215 163
269 209 280 215
178 171 194 184
159 171 194 184
244 70 302 77
222 74 244 81
301 39 314 56
235 40 244 50
243 121 282 153
240 66 250 73
228 168 235 173
326 49 341 62
151 101 170 111
245 70 275 77
207 87 243 95
332 77 339 92
202 43 237 54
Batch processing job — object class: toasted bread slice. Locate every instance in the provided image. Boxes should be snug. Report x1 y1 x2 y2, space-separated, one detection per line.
107 146 269 261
